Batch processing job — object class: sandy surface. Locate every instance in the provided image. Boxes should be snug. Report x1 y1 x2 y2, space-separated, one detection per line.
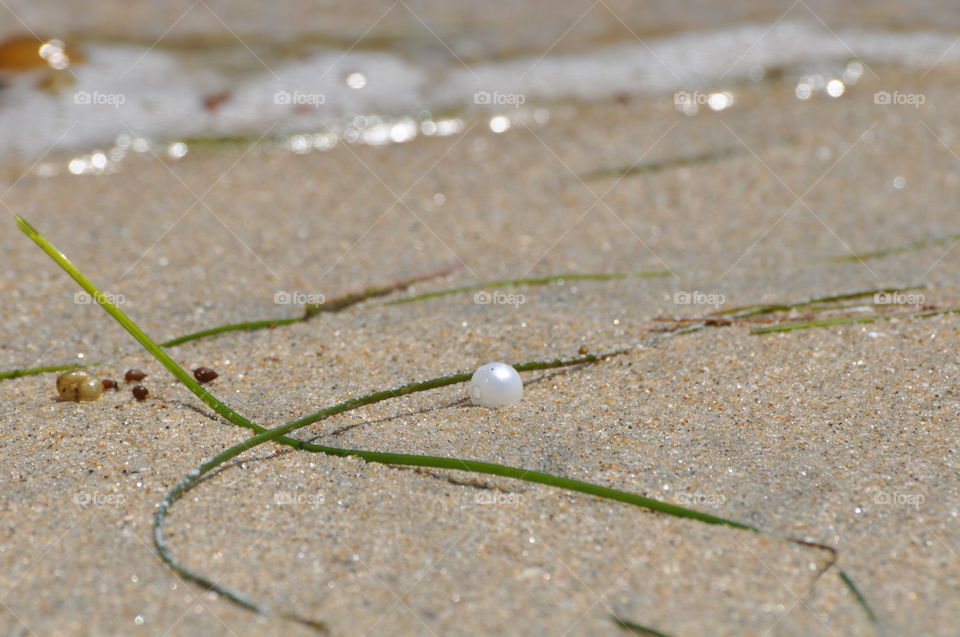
3 11 960 637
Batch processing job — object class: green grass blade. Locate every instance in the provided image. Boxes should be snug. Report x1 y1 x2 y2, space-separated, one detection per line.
579 147 740 181
0 319 301 381
0 363 88 380
159 318 303 347
303 264 458 317
713 285 926 318
611 616 673 636
838 569 879 625
385 271 671 306
751 306 960 334
16 215 256 432
829 232 960 262
17 215 878 633
0 271 667 381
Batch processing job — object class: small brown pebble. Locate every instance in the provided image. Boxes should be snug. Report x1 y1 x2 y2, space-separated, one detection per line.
192 366 219 383
102 379 117 390
132 385 148 401
125 369 147 382
578 345 589 355
202 90 231 112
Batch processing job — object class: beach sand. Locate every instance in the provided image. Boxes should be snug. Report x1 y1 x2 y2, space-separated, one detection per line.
2 13 960 636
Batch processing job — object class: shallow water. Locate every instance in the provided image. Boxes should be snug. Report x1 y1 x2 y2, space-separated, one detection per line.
2 3 960 167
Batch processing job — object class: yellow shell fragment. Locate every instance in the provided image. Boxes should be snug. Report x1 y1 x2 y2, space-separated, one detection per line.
56 370 103 402
0 35 83 72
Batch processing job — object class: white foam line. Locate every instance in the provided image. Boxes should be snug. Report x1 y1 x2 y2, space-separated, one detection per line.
2 21 959 158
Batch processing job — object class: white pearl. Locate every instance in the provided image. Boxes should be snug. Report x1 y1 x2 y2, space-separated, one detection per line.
469 362 522 407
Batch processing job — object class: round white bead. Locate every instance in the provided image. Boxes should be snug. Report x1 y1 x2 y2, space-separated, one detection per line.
469 362 523 407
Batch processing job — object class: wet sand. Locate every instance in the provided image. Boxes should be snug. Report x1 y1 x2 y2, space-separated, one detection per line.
2 23 960 637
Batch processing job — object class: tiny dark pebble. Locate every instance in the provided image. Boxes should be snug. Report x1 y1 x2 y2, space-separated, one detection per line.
125 369 147 382
193 366 219 383
202 90 231 112
102 379 117 390
132 385 149 400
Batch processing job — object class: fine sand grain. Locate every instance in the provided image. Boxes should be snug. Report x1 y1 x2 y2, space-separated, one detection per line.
2 48 960 637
